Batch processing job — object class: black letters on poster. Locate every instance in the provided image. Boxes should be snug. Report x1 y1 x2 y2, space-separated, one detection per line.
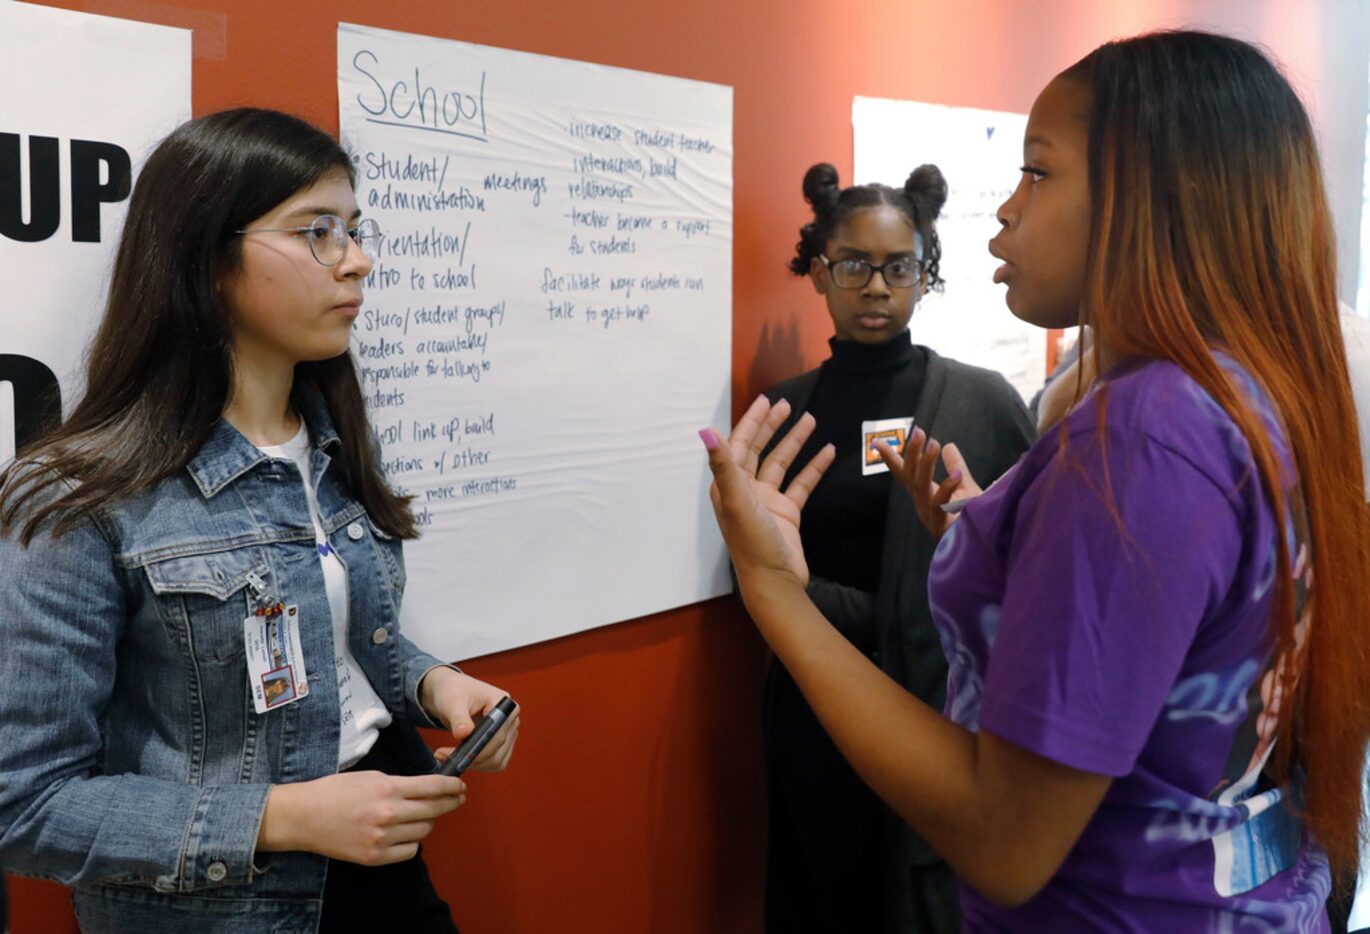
70 139 132 242
0 133 60 242
0 355 62 454
0 134 131 243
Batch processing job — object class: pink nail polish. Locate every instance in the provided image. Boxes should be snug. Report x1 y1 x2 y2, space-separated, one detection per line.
698 428 719 451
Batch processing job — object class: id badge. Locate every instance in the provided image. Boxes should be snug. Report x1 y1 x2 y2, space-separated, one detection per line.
861 417 914 476
243 603 309 713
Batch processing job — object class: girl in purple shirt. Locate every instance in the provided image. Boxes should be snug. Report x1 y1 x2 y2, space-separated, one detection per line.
703 30 1370 931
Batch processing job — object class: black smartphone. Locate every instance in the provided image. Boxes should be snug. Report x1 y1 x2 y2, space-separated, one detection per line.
438 695 517 776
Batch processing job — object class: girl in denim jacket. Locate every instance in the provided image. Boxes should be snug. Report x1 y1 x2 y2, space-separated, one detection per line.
0 109 517 933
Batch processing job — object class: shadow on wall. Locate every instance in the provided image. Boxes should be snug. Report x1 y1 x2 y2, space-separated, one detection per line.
745 316 806 405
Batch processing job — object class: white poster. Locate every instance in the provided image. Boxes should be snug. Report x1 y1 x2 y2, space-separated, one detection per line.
853 97 1045 402
338 23 733 661
1 3 191 464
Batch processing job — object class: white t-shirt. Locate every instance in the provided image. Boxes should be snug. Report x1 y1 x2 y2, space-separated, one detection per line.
257 424 392 770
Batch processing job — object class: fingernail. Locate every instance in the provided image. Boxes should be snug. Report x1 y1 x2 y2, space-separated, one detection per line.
698 428 719 451
949 469 963 483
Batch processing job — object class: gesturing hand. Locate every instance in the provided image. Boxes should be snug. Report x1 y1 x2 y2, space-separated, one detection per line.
877 427 982 542
700 394 835 592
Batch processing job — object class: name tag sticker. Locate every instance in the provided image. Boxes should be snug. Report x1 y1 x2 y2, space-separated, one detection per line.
862 417 914 476
243 603 309 713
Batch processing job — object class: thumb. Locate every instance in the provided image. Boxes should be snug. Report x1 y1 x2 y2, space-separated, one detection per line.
875 438 906 472
448 710 476 742
941 442 969 478
699 428 743 499
700 427 772 550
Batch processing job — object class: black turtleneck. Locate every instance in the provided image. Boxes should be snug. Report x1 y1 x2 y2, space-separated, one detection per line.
790 331 927 593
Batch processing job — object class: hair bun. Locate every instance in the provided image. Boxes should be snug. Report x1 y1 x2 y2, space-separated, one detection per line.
905 164 948 220
802 163 842 215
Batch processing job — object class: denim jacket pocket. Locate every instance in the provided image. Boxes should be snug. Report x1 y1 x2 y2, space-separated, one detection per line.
142 549 274 664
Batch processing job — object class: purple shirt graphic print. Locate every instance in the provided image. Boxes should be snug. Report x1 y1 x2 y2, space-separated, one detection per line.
927 355 1329 932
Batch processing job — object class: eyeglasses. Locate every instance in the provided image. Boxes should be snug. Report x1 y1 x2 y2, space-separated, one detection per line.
819 254 923 289
236 215 381 266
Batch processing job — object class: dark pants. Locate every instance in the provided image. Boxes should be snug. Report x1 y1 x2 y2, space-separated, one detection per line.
319 728 459 934
764 662 885 933
763 662 960 934
320 849 457 934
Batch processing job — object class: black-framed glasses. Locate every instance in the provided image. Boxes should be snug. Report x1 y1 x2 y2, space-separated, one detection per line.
236 214 381 266
819 254 923 289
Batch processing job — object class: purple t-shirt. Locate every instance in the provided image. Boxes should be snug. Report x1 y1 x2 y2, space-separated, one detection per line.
928 356 1328 931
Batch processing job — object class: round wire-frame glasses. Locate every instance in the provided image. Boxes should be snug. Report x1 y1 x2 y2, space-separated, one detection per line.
237 214 381 266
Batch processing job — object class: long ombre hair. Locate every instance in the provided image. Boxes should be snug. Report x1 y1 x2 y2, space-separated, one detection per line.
0 109 417 543
1062 32 1369 881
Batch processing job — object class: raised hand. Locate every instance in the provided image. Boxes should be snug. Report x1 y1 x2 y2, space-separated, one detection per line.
877 427 982 541
701 395 835 592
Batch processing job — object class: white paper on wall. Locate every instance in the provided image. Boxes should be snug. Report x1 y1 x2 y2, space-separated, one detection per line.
853 97 1046 402
337 23 734 661
0 3 191 465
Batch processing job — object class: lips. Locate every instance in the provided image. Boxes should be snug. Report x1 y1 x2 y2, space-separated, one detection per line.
855 312 892 329
988 240 1013 285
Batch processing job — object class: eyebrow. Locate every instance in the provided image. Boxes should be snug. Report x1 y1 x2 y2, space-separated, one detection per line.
282 205 364 222
1023 134 1057 150
831 247 917 259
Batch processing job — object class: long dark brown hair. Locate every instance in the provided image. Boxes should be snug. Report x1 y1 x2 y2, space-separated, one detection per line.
0 108 417 542
1062 32 1369 882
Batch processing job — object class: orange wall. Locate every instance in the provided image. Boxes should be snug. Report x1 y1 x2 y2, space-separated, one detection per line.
9 1 1368 932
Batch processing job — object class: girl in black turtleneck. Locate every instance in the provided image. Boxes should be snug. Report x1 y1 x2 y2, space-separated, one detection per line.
760 164 1035 934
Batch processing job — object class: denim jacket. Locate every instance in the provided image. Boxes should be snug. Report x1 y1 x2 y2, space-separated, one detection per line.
0 391 446 933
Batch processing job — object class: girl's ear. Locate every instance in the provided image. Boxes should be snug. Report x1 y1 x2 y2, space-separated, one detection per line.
809 256 828 295
215 253 236 294
215 267 236 313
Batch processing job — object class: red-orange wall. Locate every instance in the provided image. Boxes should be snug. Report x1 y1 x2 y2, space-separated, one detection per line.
9 1 1367 932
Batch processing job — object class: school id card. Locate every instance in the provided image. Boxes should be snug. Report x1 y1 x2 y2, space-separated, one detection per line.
861 417 914 476
243 603 309 713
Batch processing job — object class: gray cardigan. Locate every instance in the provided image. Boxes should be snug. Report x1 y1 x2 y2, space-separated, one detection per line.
762 346 1036 905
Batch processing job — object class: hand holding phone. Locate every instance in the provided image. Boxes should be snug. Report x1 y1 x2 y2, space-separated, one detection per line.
438 696 517 776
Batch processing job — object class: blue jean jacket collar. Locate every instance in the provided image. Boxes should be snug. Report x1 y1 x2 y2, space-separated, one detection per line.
185 386 342 498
